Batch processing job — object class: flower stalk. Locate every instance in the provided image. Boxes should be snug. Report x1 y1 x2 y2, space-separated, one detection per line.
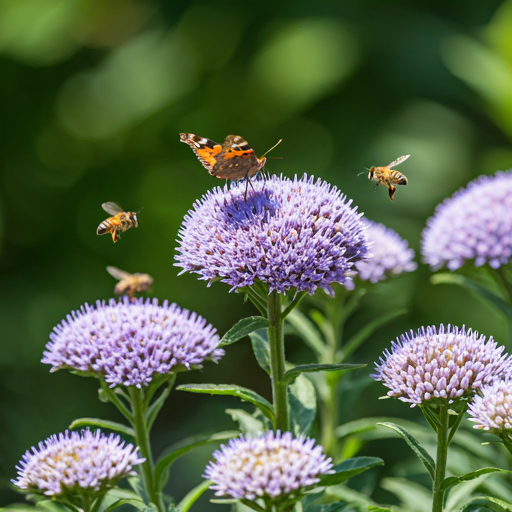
267 291 289 432
432 404 449 512
129 387 161 512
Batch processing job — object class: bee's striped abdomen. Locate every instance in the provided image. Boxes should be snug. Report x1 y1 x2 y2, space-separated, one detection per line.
97 219 114 235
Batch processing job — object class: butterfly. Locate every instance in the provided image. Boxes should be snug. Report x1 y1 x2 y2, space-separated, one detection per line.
180 133 281 199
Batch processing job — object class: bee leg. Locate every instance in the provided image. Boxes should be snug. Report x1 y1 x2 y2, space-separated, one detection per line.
388 186 396 201
373 183 379 192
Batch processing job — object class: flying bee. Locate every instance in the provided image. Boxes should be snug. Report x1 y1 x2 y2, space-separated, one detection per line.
362 154 410 201
96 202 142 243
106 266 153 299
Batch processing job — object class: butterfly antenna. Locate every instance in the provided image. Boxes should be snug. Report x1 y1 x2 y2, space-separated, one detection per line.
260 139 283 159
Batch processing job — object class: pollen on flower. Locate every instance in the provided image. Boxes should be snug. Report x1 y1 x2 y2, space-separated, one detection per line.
12 429 144 497
372 325 511 407
204 431 333 502
42 297 223 388
175 174 371 295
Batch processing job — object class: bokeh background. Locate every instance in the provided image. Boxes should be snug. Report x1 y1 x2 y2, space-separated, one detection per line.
2 0 512 509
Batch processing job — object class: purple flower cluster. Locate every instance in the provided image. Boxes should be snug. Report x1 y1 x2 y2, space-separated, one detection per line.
204 431 333 501
468 379 512 433
355 220 417 283
372 325 511 407
175 174 370 296
422 170 512 270
42 297 223 388
13 430 144 496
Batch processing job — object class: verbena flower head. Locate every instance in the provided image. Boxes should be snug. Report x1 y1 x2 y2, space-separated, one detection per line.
13 429 144 498
372 325 511 407
42 297 223 388
422 170 512 270
175 174 370 296
468 379 512 433
204 431 333 502
355 220 417 283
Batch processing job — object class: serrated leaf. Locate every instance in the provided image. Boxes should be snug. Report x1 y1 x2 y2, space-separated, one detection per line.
154 430 238 492
68 418 135 438
283 363 365 385
289 374 316 435
249 331 270 374
341 309 407 361
459 496 512 512
431 273 512 320
177 479 212 512
286 309 327 360
219 317 270 347
319 457 384 487
441 467 507 491
377 422 435 479
225 408 264 435
177 383 275 426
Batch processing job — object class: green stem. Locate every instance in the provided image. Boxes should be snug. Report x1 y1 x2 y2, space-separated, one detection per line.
128 387 162 512
267 291 289 432
282 291 307 320
432 404 449 512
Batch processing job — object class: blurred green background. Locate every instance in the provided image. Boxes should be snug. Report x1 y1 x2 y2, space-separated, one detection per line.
2 0 512 509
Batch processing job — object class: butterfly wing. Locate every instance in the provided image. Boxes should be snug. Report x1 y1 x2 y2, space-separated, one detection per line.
102 202 124 215
211 135 262 180
180 133 222 174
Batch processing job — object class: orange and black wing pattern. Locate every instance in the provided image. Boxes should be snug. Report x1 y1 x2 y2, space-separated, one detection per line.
180 133 265 181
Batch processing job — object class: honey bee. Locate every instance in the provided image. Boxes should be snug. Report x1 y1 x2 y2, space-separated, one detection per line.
96 202 142 243
364 154 410 201
106 266 153 299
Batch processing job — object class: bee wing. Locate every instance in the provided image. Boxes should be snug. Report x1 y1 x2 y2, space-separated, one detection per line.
106 266 131 280
102 202 124 215
387 155 410 168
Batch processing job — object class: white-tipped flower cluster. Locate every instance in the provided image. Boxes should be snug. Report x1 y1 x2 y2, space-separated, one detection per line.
372 325 511 407
468 379 512 433
204 431 333 502
355 220 417 283
13 430 144 497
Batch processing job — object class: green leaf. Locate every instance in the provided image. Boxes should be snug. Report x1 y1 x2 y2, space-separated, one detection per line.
368 508 393 512
249 331 270 374
319 456 384 487
377 422 435 480
459 496 512 512
177 479 212 512
177 383 275 426
431 273 512 320
289 374 316 435
305 502 350 512
380 478 431 512
68 418 135 438
283 363 365 385
341 309 407 361
286 309 327 361
145 378 175 430
154 430 238 492
102 489 147 511
225 408 264 435
441 467 507 491
219 317 271 347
